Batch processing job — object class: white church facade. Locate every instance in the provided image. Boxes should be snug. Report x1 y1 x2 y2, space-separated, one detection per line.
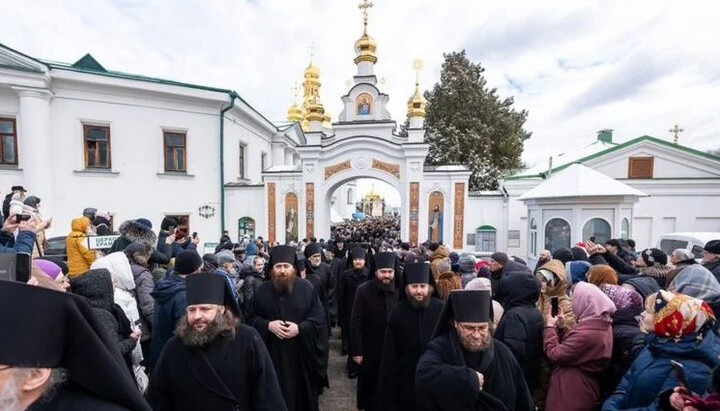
1 3 719 259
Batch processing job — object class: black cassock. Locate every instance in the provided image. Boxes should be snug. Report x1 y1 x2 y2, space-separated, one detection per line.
146 324 287 411
351 277 399 410
338 266 370 347
375 297 444 411
252 278 329 411
415 333 534 411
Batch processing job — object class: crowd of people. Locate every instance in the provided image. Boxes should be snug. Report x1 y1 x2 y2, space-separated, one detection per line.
3 196 720 410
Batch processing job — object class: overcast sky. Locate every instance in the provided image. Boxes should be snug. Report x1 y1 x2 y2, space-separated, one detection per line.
4 0 719 203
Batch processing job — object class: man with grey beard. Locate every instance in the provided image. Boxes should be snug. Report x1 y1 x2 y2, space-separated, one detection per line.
252 245 329 411
0 281 151 411
416 290 534 411
375 262 444 410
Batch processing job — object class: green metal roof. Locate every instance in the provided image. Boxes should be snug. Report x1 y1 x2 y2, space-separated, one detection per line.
72 53 106 72
476 225 496 231
506 135 720 180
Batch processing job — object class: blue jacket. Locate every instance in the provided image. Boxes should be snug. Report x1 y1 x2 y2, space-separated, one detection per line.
603 329 720 410
0 230 35 254
149 270 187 372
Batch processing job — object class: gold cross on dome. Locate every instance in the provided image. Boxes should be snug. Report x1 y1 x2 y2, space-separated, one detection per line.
308 42 315 63
291 82 299 103
669 124 684 144
358 0 374 33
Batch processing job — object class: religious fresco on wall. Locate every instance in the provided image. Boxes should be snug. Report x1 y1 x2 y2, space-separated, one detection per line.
356 93 373 115
267 183 276 243
428 191 444 243
285 192 299 244
409 182 419 245
305 183 314 238
453 182 465 249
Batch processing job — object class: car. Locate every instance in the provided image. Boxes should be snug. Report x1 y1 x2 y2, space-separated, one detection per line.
656 232 720 261
43 236 67 261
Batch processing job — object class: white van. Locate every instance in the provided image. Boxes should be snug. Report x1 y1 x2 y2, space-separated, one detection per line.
656 232 720 260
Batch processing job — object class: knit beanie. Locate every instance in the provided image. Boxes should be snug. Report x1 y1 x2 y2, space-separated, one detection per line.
458 254 476 274
571 247 589 262
174 250 202 275
135 218 152 229
449 252 460 264
641 248 667 266
553 248 574 265
215 250 236 266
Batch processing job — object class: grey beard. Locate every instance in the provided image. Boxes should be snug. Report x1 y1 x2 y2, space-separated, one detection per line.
177 312 234 347
0 371 22 411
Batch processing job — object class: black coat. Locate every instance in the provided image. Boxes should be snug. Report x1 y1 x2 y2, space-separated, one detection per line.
603 304 644 397
494 272 543 392
704 260 720 284
375 297 444 411
252 278 329 411
27 382 139 411
306 262 332 314
351 277 399 410
147 325 287 411
338 267 370 339
490 261 531 304
415 332 534 411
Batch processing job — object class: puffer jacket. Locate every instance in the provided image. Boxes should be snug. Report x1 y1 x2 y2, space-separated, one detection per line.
91 252 143 364
149 269 186 372
66 217 97 277
430 246 449 279
495 272 544 392
603 329 720 410
536 259 577 328
241 269 266 322
129 261 154 342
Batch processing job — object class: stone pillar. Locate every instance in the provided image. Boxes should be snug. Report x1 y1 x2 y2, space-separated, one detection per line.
15 87 53 208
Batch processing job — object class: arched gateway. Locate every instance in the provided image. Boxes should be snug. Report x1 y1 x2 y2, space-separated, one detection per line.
262 3 470 248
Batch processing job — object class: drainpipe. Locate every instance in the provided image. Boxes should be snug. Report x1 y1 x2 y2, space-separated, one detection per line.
220 91 238 233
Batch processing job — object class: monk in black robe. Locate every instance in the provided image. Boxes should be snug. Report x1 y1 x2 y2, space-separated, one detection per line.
252 245 329 411
338 246 370 376
147 273 285 411
351 252 399 410
416 290 534 411
376 262 444 411
304 243 333 316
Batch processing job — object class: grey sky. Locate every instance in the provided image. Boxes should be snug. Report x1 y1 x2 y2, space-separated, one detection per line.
3 0 719 179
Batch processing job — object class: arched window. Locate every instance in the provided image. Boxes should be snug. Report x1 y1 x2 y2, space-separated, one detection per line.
545 218 571 251
621 218 630 240
238 217 256 241
347 188 354 205
530 218 538 256
582 218 612 245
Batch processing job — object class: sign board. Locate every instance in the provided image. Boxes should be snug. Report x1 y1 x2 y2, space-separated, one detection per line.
87 235 121 250
203 242 219 255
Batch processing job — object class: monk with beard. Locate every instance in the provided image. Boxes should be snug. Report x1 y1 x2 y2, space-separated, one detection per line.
350 252 400 410
252 245 329 411
416 290 534 411
147 273 286 411
375 262 444 410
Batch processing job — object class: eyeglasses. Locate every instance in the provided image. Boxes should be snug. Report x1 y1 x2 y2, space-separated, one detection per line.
459 324 488 334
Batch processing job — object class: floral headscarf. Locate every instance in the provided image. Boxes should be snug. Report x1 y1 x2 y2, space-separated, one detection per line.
600 284 643 310
647 290 715 340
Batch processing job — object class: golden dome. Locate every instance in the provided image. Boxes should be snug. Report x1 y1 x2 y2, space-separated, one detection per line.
304 62 321 78
287 103 304 123
305 96 325 123
407 86 426 118
354 32 377 64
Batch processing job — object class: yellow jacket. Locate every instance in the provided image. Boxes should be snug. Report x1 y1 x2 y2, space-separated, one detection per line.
66 217 97 277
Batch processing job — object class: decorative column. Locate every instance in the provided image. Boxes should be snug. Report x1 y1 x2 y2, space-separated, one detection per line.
271 143 284 167
409 182 419 245
453 182 465 250
267 183 276 243
305 183 314 238
284 149 294 167
14 87 53 207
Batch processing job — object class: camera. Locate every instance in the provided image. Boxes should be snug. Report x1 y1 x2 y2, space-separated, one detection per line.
0 252 31 283
14 214 31 223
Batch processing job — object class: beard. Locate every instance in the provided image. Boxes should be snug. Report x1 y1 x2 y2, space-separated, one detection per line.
456 328 493 353
0 370 22 411
176 310 238 347
271 268 297 293
409 292 432 308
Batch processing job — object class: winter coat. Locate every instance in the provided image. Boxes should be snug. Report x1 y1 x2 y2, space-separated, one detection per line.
600 250 671 287
491 260 532 304
91 252 143 364
665 259 697 287
110 220 170 265
66 217 97 277
130 261 154 342
603 329 720 410
429 246 449 279
536 259 577 328
495 272 544 392
544 318 613 411
603 305 644 398
70 269 137 371
24 204 47 258
149 270 187 372
704 259 720 284
0 229 34 254
240 269 266 322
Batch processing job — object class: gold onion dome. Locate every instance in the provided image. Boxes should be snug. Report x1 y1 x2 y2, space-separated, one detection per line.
305 96 325 122
407 59 426 118
287 103 303 123
354 32 377 64
304 61 321 78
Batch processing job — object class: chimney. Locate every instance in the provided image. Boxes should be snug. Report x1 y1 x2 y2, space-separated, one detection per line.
597 129 613 143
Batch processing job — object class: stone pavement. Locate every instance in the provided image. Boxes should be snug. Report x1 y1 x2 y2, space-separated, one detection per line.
319 328 358 410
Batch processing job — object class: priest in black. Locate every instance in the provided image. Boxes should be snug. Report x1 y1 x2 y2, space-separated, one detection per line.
416 290 534 411
350 251 400 410
147 273 286 411
304 242 333 316
338 246 370 376
0 281 151 411
252 245 329 411
376 262 444 411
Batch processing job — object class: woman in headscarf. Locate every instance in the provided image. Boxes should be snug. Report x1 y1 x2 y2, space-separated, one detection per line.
668 265 720 323
544 282 615 411
587 264 619 288
603 291 720 410
33 258 70 292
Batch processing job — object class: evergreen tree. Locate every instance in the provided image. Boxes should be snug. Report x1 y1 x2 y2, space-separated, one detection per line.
424 50 531 190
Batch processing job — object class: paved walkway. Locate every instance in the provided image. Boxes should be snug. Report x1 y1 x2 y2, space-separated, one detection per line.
319 328 357 410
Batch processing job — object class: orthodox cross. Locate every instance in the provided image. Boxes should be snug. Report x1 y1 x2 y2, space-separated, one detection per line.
669 124 684 144
358 0 374 33
291 82 299 104
308 42 315 63
413 59 424 86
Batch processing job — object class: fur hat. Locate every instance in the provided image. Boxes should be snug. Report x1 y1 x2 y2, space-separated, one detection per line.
704 240 720 255
641 248 667 266
552 248 574 264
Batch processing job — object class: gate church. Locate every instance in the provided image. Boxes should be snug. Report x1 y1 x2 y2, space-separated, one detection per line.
263 0 470 247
